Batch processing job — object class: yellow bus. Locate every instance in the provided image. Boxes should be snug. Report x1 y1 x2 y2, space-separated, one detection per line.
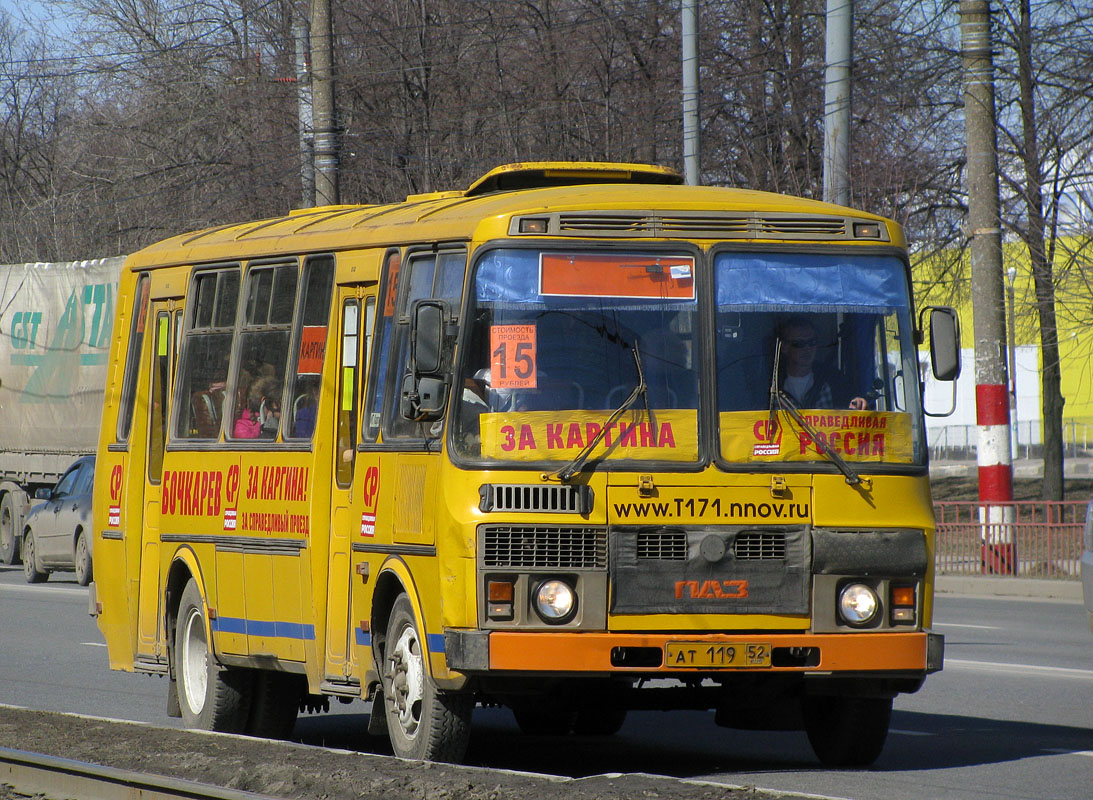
92 162 959 766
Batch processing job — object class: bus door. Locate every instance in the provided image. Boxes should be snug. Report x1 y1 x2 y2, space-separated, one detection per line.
137 299 181 659
324 288 375 683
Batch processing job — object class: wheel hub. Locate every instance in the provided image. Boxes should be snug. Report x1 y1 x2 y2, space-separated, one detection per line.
386 627 424 737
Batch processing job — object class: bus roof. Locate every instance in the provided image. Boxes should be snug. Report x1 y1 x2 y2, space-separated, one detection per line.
124 162 900 269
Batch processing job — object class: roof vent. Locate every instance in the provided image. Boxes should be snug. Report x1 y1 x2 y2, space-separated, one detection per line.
466 161 683 197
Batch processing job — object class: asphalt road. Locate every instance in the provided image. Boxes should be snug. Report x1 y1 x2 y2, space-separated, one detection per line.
1 564 1090 800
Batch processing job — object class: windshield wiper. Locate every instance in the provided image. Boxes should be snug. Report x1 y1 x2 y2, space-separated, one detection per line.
546 343 648 483
769 338 868 488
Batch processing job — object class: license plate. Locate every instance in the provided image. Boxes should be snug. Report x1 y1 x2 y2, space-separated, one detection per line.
665 642 772 668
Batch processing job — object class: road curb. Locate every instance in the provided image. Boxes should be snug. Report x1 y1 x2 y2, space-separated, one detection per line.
935 575 1082 602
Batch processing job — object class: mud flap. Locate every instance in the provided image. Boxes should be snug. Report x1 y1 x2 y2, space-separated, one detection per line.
366 687 388 736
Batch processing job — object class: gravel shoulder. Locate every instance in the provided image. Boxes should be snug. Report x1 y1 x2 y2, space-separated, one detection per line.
0 706 794 800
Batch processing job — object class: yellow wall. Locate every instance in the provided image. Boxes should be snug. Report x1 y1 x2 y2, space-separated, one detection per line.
913 236 1093 430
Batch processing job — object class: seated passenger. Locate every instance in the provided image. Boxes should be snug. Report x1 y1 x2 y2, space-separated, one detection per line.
233 396 262 438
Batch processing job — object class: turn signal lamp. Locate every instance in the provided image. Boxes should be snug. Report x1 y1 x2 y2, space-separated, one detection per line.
487 580 514 620
890 585 916 624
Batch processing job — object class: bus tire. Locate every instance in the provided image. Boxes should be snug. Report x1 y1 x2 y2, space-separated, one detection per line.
74 531 93 587
247 670 302 739
380 595 471 762
1 494 20 565
802 694 892 767
174 578 252 733
22 531 47 583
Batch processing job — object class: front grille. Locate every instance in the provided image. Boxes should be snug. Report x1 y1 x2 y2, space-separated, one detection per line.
734 531 787 560
479 483 592 514
637 530 687 560
482 526 607 569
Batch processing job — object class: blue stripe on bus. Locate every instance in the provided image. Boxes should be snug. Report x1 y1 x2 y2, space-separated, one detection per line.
211 617 316 640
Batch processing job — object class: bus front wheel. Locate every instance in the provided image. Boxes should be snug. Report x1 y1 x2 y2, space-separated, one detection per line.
174 579 252 733
380 595 471 762
802 694 892 767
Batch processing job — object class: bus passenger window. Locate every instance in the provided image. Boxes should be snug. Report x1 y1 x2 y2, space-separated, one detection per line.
228 262 298 441
287 256 335 440
175 269 239 440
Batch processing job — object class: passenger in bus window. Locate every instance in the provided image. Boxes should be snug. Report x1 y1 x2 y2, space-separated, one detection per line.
260 397 281 438
293 380 320 438
777 316 868 410
233 395 262 438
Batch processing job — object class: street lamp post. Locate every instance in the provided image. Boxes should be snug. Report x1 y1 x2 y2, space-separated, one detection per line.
1006 265 1018 459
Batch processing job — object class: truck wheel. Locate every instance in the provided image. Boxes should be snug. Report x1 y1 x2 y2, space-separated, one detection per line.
74 531 93 587
22 531 47 583
802 694 892 767
174 578 252 732
0 494 19 565
380 594 471 762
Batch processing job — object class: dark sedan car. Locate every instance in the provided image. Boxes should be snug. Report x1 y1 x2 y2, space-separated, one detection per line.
22 455 95 585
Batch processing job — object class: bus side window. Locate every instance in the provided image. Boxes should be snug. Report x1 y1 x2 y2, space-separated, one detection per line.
383 248 465 440
364 250 400 442
288 256 335 440
230 262 298 441
148 311 171 482
174 268 239 440
116 274 150 443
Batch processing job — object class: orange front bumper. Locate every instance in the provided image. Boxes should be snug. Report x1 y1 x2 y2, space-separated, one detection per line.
486 630 935 673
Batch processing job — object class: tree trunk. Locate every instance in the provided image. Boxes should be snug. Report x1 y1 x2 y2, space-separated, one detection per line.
1015 0 1064 499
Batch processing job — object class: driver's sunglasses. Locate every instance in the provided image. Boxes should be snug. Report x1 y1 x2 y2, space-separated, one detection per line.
787 338 818 348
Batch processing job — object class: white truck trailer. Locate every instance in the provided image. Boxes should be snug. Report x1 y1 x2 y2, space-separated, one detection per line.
0 258 124 564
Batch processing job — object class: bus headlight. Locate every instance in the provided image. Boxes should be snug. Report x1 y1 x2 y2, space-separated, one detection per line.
838 583 879 626
534 579 577 624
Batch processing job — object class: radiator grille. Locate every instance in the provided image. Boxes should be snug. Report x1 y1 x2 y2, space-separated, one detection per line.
734 531 787 560
479 483 591 514
636 530 687 560
482 526 607 569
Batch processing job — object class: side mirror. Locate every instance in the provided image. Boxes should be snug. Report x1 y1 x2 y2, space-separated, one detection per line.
928 306 961 381
400 300 451 422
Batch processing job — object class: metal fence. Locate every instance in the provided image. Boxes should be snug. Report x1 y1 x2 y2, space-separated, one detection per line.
933 501 1088 579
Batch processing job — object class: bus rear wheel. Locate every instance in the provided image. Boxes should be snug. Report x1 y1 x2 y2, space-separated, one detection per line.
174 579 252 733
380 595 471 762
802 694 892 767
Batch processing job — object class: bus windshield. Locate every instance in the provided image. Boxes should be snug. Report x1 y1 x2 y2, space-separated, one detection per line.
714 251 925 466
452 248 700 465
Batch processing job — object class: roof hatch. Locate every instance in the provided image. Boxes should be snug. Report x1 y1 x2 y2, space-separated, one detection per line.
465 161 683 197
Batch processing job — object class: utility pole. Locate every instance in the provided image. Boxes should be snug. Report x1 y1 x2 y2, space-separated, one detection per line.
681 0 700 185
823 0 851 206
296 17 315 208
960 0 1014 574
311 0 339 205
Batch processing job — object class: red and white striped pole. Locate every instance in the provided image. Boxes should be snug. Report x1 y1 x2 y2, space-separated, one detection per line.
977 384 1015 573
962 1 1016 575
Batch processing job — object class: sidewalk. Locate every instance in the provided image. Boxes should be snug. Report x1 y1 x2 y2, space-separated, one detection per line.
930 457 1093 480
935 574 1082 602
